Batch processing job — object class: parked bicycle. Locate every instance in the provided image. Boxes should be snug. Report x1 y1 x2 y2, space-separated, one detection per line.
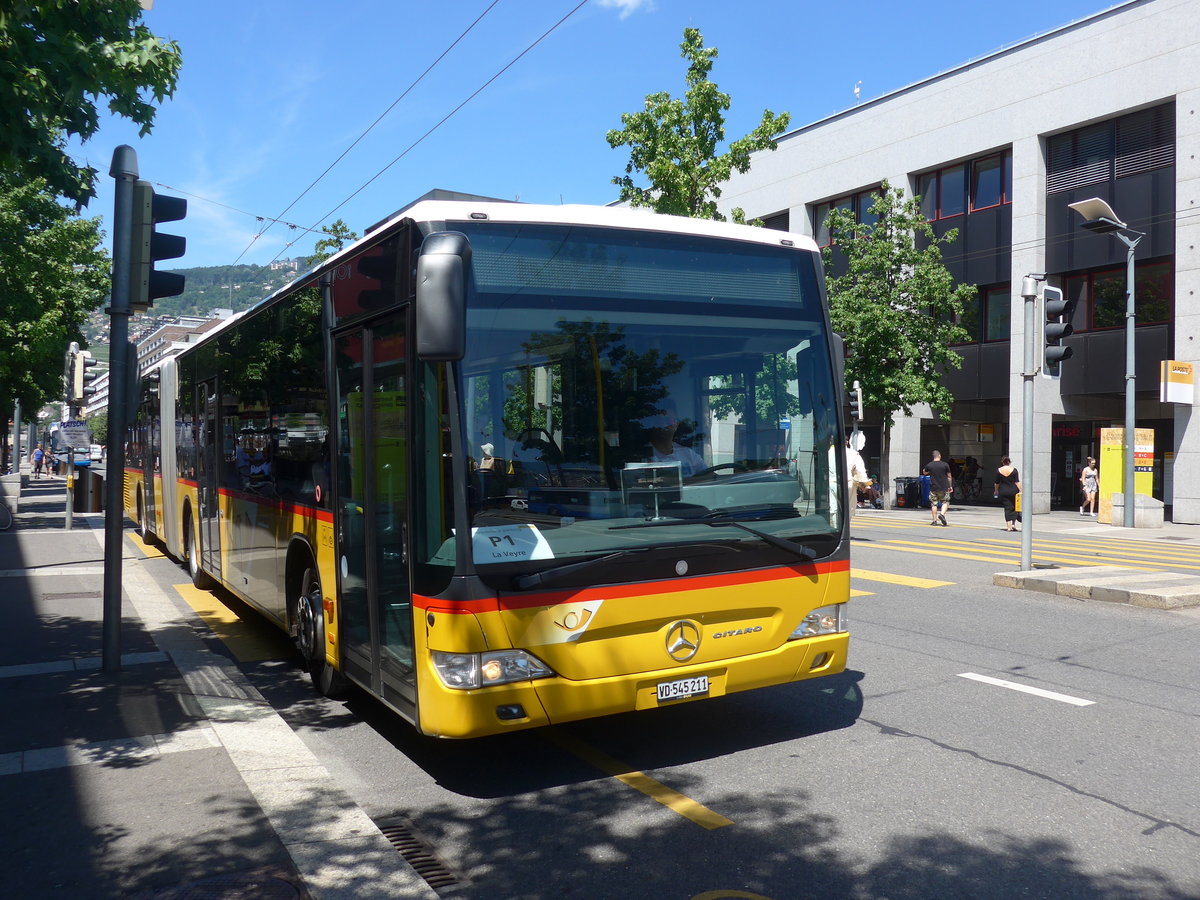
0 500 13 532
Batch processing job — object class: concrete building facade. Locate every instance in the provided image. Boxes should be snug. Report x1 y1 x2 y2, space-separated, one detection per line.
720 0 1199 523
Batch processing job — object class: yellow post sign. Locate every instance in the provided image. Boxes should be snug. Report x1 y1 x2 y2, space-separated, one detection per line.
1159 360 1195 404
1097 428 1154 524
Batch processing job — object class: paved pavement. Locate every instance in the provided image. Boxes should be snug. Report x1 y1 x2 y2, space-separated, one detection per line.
4 467 1197 898
853 498 1200 609
1 469 438 900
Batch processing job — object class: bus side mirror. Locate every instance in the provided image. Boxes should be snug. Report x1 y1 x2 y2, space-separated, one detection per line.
416 231 471 361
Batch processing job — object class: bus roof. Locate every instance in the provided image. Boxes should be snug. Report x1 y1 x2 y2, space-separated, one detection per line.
217 198 821 332
367 198 820 255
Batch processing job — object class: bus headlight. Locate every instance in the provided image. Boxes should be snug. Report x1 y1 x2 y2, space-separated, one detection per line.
788 604 846 640
432 649 554 690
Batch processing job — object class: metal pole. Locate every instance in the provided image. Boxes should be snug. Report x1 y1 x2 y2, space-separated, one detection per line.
103 145 139 674
1020 276 1039 572
13 401 20 475
1119 233 1141 529
65 342 78 531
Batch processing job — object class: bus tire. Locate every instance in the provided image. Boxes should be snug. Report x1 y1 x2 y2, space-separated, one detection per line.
137 489 151 541
185 511 214 589
296 565 349 699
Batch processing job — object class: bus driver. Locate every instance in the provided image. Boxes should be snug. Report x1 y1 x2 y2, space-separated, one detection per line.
644 398 705 477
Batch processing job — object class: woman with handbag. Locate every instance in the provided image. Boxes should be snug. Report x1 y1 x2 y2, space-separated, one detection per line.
994 457 1022 532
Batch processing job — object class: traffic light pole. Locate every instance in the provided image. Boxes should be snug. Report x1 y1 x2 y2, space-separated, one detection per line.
103 146 139 674
1020 275 1042 572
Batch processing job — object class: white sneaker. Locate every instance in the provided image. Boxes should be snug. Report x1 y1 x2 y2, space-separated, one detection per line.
1079 506 1085 515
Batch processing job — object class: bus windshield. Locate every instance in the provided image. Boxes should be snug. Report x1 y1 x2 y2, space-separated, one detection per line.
449 222 843 580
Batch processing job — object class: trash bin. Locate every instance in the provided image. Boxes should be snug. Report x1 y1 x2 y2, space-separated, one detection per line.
917 474 931 508
894 477 916 508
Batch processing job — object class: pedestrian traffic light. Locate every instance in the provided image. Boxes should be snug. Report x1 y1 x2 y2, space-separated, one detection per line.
130 179 187 313
1042 285 1076 378
849 379 864 421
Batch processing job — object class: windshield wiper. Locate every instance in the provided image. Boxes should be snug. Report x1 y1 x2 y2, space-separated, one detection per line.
612 517 817 561
511 548 649 591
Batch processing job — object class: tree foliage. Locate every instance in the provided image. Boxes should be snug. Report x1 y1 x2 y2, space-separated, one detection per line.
822 180 975 427
606 27 789 223
0 175 110 414
307 219 358 266
0 0 182 204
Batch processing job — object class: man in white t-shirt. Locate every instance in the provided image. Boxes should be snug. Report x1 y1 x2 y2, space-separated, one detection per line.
645 400 706 477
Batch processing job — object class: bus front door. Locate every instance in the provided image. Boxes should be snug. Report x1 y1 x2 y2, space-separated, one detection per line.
334 316 415 710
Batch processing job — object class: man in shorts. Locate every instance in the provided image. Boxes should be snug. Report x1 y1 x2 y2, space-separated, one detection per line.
924 449 953 526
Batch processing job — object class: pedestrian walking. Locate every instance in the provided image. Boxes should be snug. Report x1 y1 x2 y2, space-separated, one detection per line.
845 437 870 514
1079 456 1098 516
923 449 953 526
994 456 1022 531
31 444 44 478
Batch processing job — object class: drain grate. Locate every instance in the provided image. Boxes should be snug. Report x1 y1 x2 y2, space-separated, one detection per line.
374 816 463 894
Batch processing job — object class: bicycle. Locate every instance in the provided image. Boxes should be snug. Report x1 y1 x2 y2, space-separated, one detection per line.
955 474 982 502
0 500 12 532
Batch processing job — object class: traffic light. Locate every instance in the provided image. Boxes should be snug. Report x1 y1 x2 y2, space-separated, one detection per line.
130 179 187 313
1043 285 1077 378
73 350 99 404
849 379 864 421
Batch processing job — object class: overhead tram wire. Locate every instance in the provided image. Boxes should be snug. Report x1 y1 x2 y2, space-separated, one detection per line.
227 0 505 268
279 0 591 264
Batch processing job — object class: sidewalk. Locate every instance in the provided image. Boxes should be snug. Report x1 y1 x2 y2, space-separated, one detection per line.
1 470 438 899
854 499 1200 608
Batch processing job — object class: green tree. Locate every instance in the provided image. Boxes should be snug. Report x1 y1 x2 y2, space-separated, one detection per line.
0 0 182 205
307 219 358 266
0 174 110 416
822 180 974 425
607 27 789 223
823 180 976 495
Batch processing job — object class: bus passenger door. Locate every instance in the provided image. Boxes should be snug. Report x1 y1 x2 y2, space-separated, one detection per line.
333 315 415 707
198 380 222 577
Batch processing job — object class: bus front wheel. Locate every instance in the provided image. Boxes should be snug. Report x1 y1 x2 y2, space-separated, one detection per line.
296 566 349 698
186 512 214 589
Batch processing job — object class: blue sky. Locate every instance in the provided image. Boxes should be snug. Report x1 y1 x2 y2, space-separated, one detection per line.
73 0 1118 269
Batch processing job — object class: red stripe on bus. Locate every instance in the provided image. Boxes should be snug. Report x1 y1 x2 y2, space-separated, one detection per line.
414 559 850 614
212 487 334 523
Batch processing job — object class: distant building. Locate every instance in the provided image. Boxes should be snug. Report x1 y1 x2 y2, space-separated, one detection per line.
720 0 1199 523
82 311 237 417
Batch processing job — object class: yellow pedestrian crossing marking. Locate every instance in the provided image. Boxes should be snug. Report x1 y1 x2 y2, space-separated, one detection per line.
173 584 291 662
850 568 953 589
870 538 1157 570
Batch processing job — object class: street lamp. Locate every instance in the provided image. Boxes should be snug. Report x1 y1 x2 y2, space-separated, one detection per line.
1067 197 1144 528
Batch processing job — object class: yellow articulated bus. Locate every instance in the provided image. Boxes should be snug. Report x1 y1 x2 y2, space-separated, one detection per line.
127 195 851 738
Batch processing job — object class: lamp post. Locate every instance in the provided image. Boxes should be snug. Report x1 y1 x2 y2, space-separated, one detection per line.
1067 197 1144 528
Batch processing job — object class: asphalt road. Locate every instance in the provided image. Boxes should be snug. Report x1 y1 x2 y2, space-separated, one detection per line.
133 515 1200 900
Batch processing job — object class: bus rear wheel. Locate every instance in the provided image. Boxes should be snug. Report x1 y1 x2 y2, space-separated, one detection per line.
296 565 349 698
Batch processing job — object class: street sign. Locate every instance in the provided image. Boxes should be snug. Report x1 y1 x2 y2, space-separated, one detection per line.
60 421 91 450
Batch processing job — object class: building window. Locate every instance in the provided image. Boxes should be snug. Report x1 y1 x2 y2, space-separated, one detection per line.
984 286 1010 341
1047 104 1174 193
813 187 881 247
1075 260 1173 330
918 151 1012 220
